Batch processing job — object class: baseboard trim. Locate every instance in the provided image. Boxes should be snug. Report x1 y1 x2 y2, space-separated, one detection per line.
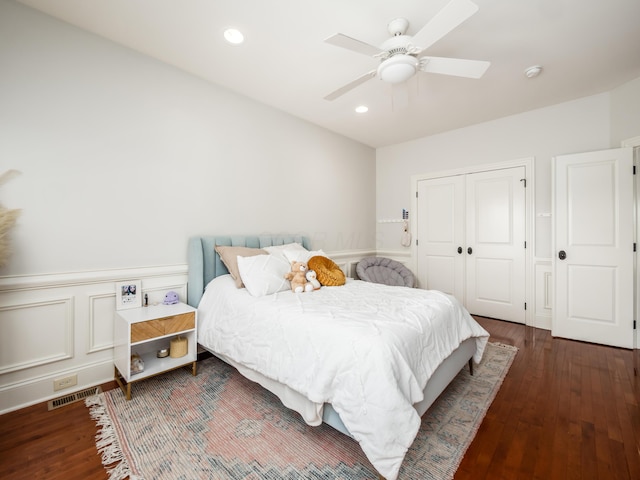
0 359 114 414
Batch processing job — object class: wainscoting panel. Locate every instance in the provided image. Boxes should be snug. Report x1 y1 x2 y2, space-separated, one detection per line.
534 260 552 330
0 265 188 413
0 296 74 375
87 292 117 354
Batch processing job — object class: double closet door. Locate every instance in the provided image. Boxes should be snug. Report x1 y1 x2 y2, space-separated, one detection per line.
416 166 526 323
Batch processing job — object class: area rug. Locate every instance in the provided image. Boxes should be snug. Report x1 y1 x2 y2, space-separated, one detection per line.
87 342 517 480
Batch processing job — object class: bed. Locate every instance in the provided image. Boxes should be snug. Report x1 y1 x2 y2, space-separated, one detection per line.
187 235 489 480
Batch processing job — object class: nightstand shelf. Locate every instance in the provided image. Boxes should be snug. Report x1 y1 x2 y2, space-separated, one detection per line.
114 302 197 400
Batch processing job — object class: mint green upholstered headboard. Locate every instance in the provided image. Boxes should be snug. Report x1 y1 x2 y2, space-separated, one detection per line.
187 235 311 308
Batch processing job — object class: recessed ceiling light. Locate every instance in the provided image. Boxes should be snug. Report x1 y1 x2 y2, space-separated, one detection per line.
224 28 244 45
355 105 369 113
524 65 543 78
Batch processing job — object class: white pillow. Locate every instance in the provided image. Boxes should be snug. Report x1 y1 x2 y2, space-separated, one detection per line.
237 254 291 297
263 242 308 262
283 248 329 264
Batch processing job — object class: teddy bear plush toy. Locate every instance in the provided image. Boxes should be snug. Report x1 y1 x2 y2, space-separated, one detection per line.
306 269 321 290
285 261 314 293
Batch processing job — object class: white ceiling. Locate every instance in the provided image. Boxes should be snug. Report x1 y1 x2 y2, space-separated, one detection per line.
17 0 640 148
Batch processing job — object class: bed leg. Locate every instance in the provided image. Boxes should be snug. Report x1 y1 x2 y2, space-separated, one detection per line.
468 358 474 376
378 475 386 480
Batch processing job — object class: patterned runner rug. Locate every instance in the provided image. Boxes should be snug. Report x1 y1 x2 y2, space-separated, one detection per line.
87 342 516 480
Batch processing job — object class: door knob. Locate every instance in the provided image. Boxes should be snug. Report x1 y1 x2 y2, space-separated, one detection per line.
558 250 567 260
457 247 463 254
467 247 473 255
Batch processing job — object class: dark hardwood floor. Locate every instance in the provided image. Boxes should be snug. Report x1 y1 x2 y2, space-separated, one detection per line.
1 317 638 479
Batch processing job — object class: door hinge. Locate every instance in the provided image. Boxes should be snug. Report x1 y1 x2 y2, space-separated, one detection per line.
416 191 418 198
524 302 527 310
524 241 527 248
520 178 527 187
416 238 418 246
634 243 637 252
634 320 637 330
634 165 636 175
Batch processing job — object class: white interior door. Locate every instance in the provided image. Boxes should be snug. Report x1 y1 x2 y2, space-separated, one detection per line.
553 147 634 348
465 167 526 322
416 166 526 323
416 175 465 300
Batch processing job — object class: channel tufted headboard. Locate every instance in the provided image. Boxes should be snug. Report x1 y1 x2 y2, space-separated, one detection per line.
187 234 311 308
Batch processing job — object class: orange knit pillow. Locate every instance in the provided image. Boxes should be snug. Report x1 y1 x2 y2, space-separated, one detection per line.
308 255 346 287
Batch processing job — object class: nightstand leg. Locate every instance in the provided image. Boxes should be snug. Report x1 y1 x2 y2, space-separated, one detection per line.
114 366 133 400
191 361 197 376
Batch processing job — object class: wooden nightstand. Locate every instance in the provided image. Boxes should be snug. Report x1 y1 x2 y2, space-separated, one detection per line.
113 302 197 400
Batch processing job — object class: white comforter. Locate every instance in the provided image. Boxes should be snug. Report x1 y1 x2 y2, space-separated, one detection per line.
197 275 489 480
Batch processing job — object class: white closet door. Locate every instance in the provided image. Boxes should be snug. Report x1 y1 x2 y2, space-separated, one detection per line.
553 148 634 348
416 166 526 323
465 167 526 322
416 175 465 300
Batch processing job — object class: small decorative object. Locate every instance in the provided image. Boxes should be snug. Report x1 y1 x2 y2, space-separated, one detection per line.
305 269 321 290
308 255 346 287
170 336 188 358
116 280 142 310
156 348 170 358
130 353 144 375
284 261 314 293
163 290 179 305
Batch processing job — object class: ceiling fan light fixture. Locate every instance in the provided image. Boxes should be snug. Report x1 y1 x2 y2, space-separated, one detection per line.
377 54 417 84
355 105 369 113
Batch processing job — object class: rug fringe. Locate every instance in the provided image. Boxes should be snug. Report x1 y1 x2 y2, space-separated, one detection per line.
86 394 142 480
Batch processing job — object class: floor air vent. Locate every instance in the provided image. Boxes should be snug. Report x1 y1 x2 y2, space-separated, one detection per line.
47 386 102 411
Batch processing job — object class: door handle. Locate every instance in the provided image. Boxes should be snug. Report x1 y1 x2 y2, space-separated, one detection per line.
457 247 463 254
467 247 473 255
558 250 567 260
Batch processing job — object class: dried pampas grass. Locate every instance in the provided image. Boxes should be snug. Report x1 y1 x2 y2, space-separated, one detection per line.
0 170 21 266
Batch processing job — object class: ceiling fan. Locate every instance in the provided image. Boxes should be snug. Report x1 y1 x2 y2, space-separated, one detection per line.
323 0 490 101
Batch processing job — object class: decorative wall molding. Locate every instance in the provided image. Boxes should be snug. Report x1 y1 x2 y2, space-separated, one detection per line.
87 292 116 354
534 259 552 331
0 264 188 292
0 296 74 375
0 264 189 414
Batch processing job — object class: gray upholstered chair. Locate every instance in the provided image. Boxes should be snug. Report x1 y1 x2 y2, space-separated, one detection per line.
356 256 415 288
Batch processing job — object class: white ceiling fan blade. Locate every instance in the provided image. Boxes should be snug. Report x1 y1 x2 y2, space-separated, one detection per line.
324 70 377 101
411 0 479 51
324 33 383 57
420 56 490 78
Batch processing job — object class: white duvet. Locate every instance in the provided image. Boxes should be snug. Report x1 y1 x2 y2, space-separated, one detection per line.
197 275 489 480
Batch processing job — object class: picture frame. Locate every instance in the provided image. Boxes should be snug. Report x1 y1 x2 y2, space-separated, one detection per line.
115 280 142 310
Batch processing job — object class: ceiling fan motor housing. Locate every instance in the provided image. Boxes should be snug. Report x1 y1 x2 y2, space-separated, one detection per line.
378 33 418 83
380 34 413 57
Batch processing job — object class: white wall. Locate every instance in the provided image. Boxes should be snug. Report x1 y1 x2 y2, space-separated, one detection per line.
0 0 375 413
376 93 614 257
610 76 640 146
0 0 376 277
